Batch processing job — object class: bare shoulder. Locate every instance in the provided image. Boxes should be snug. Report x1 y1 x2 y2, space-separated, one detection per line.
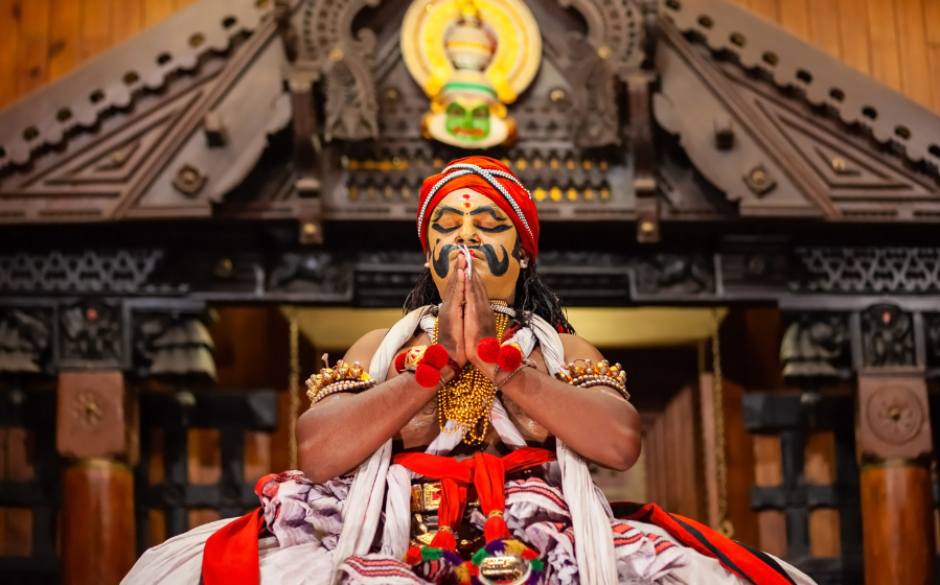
558 333 605 362
342 328 390 365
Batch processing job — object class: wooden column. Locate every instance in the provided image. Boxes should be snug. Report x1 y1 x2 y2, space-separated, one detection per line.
857 373 935 585
57 371 136 585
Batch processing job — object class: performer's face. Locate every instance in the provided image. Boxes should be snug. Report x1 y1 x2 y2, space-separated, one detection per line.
427 188 523 302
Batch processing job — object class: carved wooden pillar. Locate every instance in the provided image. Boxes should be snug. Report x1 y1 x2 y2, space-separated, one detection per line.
57 371 136 585
855 305 935 585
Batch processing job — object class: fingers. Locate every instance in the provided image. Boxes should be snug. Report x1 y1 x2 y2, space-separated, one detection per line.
454 255 467 306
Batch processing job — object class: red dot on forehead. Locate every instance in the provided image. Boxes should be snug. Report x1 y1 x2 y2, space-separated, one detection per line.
463 202 472 208
461 194 471 200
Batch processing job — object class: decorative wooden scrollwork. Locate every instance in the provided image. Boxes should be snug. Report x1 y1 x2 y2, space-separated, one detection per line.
300 0 381 141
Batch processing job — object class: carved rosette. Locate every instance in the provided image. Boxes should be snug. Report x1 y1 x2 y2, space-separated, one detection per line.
857 376 931 461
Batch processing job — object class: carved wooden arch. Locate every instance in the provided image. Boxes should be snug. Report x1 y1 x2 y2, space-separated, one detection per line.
298 0 382 141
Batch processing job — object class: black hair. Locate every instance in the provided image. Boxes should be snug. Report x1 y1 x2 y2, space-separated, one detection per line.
403 262 575 334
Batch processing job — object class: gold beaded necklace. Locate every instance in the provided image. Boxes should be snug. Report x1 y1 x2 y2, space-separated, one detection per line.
433 301 510 445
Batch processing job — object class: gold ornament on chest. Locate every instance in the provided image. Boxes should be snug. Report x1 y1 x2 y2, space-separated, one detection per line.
433 301 510 445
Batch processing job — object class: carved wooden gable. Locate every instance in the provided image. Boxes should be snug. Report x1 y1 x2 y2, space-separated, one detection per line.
0 0 294 224
655 0 940 221
1 0 939 229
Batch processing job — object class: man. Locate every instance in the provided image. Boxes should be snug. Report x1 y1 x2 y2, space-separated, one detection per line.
125 157 815 585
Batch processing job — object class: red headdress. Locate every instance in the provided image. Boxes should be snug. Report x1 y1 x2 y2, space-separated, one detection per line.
417 156 539 261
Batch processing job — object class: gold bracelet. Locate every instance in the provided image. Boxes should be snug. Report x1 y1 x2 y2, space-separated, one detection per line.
306 358 375 403
555 358 630 400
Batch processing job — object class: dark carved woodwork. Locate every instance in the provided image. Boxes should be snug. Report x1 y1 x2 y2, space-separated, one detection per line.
743 392 863 584
633 254 714 296
0 250 171 295
925 314 940 375
0 308 52 375
60 302 124 369
299 0 381 141
780 314 851 379
135 389 278 545
860 304 915 368
0 389 59 583
268 252 351 296
134 313 217 381
793 248 940 295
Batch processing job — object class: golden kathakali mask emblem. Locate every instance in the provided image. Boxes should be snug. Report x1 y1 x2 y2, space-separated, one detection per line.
401 0 542 149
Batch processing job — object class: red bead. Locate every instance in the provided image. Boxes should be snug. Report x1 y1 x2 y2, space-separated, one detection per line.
497 344 523 371
415 363 441 388
421 344 449 369
477 337 500 363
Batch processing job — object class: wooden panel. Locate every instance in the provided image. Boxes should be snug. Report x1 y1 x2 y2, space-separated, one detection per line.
867 0 903 91
699 373 719 528
49 0 84 81
81 0 113 61
641 386 704 521
112 0 143 44
837 0 872 75
929 45 940 116
753 434 787 558
805 432 840 557
748 0 780 22
0 0 23 109
0 426 35 557
778 0 811 41
142 0 174 28
722 378 759 548
894 0 933 109
186 428 221 528
807 0 842 59
16 0 50 97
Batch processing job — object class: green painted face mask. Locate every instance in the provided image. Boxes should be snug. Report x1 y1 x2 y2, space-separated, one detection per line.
445 102 490 142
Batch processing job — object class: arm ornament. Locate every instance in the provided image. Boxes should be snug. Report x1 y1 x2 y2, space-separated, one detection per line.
393 344 450 388
555 359 630 400
306 359 377 404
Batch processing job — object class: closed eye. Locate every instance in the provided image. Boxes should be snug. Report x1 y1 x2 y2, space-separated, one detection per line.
477 223 512 233
431 222 459 234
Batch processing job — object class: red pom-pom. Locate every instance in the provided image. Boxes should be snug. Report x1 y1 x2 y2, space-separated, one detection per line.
477 337 500 363
415 363 441 388
421 344 449 369
394 351 407 372
404 546 423 565
521 547 538 561
497 344 523 371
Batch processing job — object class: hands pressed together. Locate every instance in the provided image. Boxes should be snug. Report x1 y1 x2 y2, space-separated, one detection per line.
436 254 501 379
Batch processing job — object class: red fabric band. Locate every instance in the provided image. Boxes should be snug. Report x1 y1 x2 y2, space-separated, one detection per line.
394 447 555 547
